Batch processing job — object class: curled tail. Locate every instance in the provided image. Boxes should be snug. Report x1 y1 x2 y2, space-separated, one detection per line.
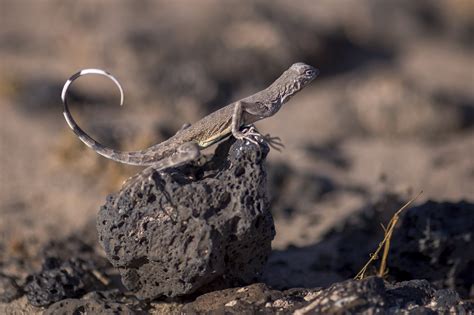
61 69 154 166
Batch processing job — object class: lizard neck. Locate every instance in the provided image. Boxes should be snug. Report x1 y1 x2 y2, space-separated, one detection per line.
277 78 301 105
241 67 308 120
265 69 302 105
260 75 300 116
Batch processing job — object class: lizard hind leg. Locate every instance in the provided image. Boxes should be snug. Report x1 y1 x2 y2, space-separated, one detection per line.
164 142 201 169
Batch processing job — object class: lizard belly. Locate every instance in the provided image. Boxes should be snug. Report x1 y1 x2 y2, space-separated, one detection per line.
198 127 231 147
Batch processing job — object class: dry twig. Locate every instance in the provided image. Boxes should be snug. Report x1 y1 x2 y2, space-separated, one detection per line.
354 191 423 280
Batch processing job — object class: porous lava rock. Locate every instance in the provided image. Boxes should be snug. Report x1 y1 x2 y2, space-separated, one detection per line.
97 138 275 299
389 200 474 298
45 290 144 315
181 283 317 314
0 273 21 303
180 278 472 314
293 277 472 314
24 257 106 307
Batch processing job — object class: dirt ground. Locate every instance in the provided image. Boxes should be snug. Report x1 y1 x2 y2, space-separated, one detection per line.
0 0 473 313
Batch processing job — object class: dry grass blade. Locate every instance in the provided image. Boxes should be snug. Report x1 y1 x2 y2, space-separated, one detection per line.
354 190 423 280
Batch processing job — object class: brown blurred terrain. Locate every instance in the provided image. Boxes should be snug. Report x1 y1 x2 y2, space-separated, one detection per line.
0 0 473 312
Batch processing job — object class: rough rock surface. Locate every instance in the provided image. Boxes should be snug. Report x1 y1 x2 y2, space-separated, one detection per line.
180 282 317 314
45 290 145 315
175 278 472 314
2 200 473 313
389 200 474 298
97 138 276 299
294 277 472 315
24 257 106 307
0 273 22 303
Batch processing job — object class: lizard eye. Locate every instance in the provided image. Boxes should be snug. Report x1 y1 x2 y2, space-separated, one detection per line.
304 69 314 76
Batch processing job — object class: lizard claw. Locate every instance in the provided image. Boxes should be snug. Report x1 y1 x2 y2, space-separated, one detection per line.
234 126 285 151
235 126 263 146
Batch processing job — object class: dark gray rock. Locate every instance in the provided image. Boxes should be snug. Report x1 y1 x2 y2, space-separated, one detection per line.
292 277 473 315
389 201 474 298
40 232 110 270
298 277 387 314
430 289 461 311
179 278 472 314
0 273 22 303
384 280 470 315
97 138 276 299
45 290 144 315
181 283 317 314
385 279 435 308
24 257 106 307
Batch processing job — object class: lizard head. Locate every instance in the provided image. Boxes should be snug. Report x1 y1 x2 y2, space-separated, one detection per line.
289 62 319 88
274 62 319 105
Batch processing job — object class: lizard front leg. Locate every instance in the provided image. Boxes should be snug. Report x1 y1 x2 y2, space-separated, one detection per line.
231 101 263 146
231 101 284 150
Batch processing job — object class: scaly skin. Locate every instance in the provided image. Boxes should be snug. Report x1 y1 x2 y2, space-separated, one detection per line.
61 62 319 170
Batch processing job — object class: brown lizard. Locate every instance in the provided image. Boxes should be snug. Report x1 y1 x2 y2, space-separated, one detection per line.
61 63 319 192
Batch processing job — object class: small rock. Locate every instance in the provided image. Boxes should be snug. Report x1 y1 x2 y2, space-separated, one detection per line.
430 289 460 310
294 277 473 314
24 257 106 307
294 277 386 314
389 200 474 297
45 290 142 315
385 279 435 307
0 273 22 303
97 138 276 299
182 283 314 314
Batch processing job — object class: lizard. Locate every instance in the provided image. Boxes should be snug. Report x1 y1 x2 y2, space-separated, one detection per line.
61 62 319 195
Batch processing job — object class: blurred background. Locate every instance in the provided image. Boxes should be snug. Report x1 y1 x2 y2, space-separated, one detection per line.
0 0 473 297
